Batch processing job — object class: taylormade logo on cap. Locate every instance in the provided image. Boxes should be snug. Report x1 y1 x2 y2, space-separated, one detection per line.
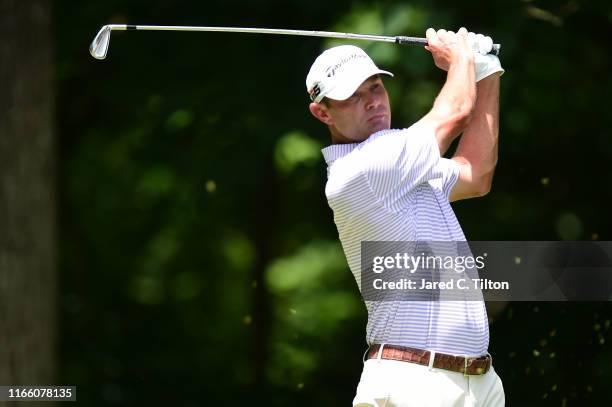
324 53 368 77
306 45 393 103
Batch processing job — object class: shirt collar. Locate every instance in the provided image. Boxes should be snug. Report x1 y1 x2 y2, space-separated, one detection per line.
321 143 359 166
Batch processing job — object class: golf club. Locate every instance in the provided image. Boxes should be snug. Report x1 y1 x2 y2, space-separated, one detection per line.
89 24 501 60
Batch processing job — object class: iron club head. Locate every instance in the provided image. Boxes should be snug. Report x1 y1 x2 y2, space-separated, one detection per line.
90 25 112 60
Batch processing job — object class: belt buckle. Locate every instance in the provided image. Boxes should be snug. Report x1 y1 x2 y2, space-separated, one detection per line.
464 355 488 376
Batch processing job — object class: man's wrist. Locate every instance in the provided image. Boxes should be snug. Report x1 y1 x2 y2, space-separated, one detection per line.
451 51 474 66
477 72 502 86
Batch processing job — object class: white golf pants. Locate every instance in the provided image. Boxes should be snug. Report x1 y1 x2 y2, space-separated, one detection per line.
353 356 505 406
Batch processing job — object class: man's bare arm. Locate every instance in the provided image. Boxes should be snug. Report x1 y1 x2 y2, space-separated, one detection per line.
449 73 500 201
417 28 476 155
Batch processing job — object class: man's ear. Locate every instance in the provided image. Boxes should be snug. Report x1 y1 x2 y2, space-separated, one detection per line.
309 102 333 126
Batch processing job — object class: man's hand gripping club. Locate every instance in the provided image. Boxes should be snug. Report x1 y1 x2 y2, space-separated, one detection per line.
426 28 504 81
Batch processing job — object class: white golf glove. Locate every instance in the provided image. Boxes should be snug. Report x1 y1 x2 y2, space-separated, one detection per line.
467 31 504 82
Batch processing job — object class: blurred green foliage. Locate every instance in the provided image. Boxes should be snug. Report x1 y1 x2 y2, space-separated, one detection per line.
56 0 612 405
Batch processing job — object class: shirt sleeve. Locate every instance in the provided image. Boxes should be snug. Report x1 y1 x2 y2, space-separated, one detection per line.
438 158 461 199
360 125 444 212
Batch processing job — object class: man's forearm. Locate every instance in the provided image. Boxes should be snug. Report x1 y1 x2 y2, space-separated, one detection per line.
453 73 500 192
430 54 477 155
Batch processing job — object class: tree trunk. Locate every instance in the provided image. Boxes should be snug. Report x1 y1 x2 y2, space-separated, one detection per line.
0 0 56 395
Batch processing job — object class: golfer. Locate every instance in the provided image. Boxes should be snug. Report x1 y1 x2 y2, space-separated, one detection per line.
306 27 505 406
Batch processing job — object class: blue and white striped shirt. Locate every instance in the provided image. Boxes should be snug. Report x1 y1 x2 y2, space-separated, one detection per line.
322 124 489 356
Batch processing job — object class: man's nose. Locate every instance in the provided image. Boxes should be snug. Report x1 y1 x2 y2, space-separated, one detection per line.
365 91 381 110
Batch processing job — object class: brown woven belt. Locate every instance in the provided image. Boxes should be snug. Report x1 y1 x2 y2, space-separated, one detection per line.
367 344 491 376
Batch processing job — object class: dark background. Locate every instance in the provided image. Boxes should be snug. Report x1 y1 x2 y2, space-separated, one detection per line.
2 0 612 405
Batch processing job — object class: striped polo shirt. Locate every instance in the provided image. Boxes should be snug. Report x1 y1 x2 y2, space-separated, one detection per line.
322 124 489 356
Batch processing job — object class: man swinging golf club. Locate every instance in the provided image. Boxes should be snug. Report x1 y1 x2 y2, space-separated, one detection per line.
307 27 505 406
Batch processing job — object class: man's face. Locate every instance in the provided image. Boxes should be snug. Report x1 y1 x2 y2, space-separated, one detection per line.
314 75 391 143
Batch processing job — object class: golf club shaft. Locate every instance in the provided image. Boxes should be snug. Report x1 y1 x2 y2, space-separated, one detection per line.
98 24 500 55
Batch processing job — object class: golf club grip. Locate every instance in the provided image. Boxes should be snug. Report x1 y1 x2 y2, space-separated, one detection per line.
395 36 501 56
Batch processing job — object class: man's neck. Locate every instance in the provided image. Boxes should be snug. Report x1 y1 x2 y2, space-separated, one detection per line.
330 127 360 145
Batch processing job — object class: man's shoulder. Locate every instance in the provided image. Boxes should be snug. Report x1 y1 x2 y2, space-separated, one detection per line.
361 123 432 149
324 130 401 189
357 126 423 162
327 124 432 176
357 128 406 154
364 122 438 159
362 127 406 145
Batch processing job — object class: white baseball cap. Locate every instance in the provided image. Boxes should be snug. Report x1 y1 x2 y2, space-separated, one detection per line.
306 45 393 103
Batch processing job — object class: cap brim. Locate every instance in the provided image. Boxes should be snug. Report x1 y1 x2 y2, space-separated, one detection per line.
325 69 393 101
